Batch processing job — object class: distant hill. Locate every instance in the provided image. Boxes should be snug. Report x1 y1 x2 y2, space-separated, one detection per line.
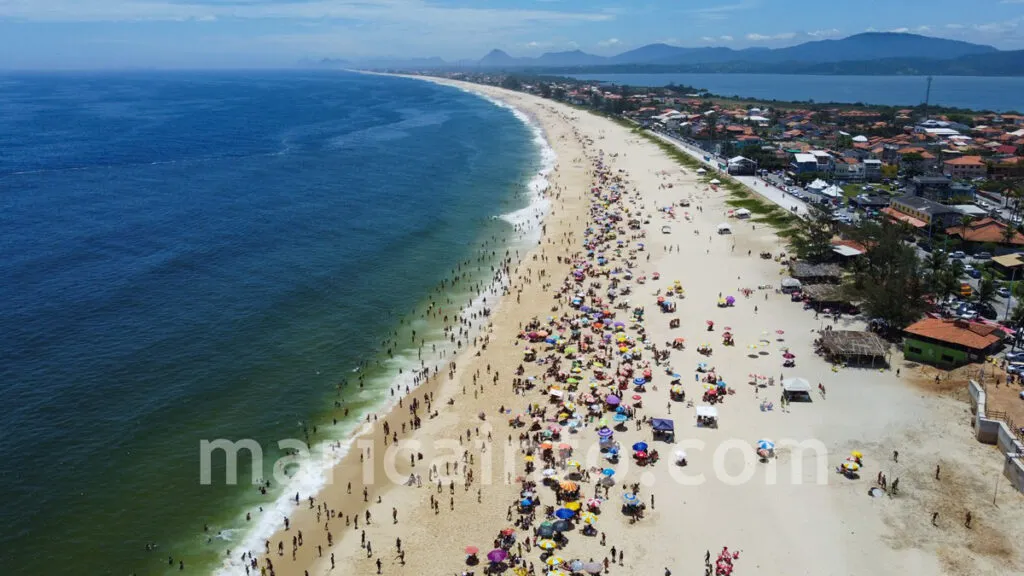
328 32 1021 76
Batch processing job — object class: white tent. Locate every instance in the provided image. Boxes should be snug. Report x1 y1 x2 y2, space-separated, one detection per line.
716 223 732 234
696 168 707 174
806 179 828 192
709 178 721 185
852 135 868 143
734 208 752 218
782 377 812 394
695 406 719 419
821 184 844 199
781 277 802 289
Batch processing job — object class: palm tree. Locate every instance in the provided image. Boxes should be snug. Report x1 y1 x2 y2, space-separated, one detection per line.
959 214 973 242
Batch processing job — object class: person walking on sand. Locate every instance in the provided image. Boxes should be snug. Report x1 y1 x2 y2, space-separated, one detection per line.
965 511 972 529
893 450 898 463
935 464 941 480
932 512 939 526
376 558 382 574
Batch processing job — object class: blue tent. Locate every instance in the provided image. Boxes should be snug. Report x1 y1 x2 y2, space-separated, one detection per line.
651 418 674 432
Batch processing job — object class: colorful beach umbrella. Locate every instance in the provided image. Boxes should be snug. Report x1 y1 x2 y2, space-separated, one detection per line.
554 508 575 520
632 442 648 452
465 546 479 555
487 549 508 563
756 439 775 451
580 511 598 524
537 539 558 550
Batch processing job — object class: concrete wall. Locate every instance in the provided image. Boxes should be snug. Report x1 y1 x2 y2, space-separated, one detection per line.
968 380 1024 492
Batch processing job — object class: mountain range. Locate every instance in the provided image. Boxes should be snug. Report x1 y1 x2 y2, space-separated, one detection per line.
312 33 1024 77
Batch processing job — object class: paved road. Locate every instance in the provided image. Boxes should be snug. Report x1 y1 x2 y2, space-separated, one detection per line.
647 130 810 219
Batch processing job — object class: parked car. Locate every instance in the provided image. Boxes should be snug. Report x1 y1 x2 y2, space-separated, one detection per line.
976 302 998 320
1004 351 1024 363
950 250 966 259
1007 363 1024 375
975 252 992 260
998 287 1011 298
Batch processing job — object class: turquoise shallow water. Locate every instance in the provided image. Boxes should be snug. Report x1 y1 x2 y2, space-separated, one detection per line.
0 71 543 574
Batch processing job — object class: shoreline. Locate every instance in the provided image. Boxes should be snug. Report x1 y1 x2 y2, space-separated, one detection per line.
212 73 566 575
242 74 1024 576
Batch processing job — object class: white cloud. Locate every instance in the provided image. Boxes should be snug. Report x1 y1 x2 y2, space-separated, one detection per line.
745 32 796 41
806 28 840 38
888 27 910 33
597 38 623 47
720 35 734 41
687 2 756 21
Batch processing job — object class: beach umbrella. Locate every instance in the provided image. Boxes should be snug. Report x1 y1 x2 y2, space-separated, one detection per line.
540 441 553 450
851 450 863 459
841 461 860 472
563 500 581 511
597 427 614 438
559 480 579 492
605 395 621 406
542 468 557 477
782 352 795 359
613 413 628 423
537 524 555 538
632 394 642 400
547 570 570 576
586 497 602 508
546 556 566 567
706 320 714 326
776 330 785 335
583 562 604 574
602 467 616 476
521 498 533 507
524 455 534 462
756 439 775 451
632 442 648 452
554 508 575 520
487 549 508 563
726 296 735 305
465 546 479 555
558 443 572 451
552 519 573 532
622 492 640 506
500 528 515 537
537 539 558 550
566 459 581 468
580 511 598 525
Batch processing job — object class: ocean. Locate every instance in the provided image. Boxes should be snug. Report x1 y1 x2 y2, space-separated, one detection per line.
0 71 551 575
570 73 1024 111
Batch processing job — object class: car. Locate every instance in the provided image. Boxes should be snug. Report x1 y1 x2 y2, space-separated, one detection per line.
1007 363 1024 375
976 303 998 320
998 287 1011 298
975 252 992 260
950 251 966 259
1005 351 1024 363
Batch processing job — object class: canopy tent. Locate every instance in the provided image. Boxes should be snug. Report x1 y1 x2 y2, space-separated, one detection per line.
651 417 675 441
717 223 732 234
695 406 719 418
709 178 721 185
782 377 812 393
781 277 802 290
734 208 751 218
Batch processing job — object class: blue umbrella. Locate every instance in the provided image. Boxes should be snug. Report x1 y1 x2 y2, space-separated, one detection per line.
622 493 640 505
613 413 628 423
597 427 613 438
607 446 619 455
602 468 615 477
521 499 532 506
554 508 575 520
553 519 573 532
632 442 648 452
633 377 646 385
757 439 775 451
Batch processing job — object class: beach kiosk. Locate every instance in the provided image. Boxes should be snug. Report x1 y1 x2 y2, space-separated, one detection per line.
650 418 675 442
696 406 718 428
716 223 732 235
782 377 813 402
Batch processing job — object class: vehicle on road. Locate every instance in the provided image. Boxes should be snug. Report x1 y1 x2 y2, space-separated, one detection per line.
998 287 1011 298
950 251 967 259
975 251 992 260
1005 351 1024 363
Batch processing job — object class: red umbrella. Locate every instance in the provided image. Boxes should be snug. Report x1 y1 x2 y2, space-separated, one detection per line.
465 546 479 555
776 330 785 335
724 326 732 331
783 352 795 359
632 394 642 400
706 320 714 325
500 528 515 536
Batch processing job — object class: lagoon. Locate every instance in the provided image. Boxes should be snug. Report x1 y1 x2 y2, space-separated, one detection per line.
570 73 1024 112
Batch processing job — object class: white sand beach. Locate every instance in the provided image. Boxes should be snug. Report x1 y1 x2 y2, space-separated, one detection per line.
238 76 1023 576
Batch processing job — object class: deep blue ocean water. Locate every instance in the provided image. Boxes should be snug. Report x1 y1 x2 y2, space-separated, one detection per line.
0 71 540 574
571 73 1024 111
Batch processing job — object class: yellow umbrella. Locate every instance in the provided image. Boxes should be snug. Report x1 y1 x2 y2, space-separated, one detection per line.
566 459 581 468
841 462 860 472
545 556 565 566
580 511 598 524
851 451 863 459
563 500 581 511
537 539 558 550
524 455 534 462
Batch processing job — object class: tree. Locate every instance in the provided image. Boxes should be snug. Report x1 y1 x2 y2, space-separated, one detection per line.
922 250 961 302
976 273 998 306
845 219 929 329
789 208 834 263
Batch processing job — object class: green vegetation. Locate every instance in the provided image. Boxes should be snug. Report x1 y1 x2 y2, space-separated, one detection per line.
789 207 835 262
846 219 929 329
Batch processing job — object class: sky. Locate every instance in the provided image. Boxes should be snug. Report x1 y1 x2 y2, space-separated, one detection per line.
1 0 1023 68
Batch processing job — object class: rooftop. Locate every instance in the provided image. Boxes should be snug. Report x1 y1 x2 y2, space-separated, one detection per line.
891 195 961 216
819 330 888 358
903 318 1002 351
945 218 1024 245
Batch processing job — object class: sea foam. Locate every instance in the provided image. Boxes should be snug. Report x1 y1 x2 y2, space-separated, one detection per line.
212 80 556 576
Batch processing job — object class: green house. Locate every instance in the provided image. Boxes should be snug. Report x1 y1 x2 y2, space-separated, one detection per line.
902 318 1003 368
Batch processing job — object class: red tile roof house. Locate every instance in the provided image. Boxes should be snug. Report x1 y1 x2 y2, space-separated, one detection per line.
945 217 1024 249
903 317 1003 367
